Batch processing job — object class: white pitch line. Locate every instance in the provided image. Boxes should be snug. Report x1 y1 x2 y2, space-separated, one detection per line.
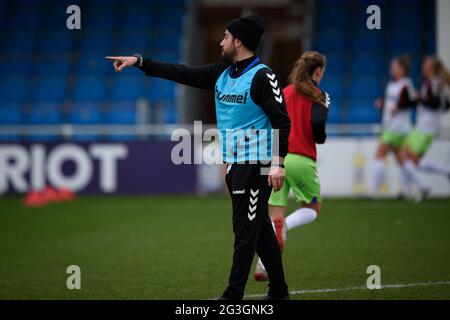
244 281 450 299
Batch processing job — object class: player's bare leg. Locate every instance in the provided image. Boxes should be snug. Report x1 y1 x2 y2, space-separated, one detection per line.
401 147 430 202
398 147 415 200
372 143 391 198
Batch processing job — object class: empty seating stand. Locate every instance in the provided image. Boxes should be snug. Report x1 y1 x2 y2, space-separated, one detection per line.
313 0 435 125
0 0 186 141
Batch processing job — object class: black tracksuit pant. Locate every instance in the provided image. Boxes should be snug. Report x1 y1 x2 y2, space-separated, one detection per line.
222 163 289 300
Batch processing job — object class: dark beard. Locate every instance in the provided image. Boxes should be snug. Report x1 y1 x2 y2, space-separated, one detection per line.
221 48 236 65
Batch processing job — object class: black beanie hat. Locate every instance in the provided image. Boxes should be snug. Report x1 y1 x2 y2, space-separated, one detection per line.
226 14 266 52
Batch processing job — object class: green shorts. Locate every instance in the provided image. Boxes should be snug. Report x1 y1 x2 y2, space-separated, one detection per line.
404 128 434 156
380 130 407 149
268 153 321 206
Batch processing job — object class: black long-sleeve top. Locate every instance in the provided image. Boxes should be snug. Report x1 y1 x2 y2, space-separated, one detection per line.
419 78 441 110
137 56 291 158
311 102 328 144
397 86 418 110
310 81 328 144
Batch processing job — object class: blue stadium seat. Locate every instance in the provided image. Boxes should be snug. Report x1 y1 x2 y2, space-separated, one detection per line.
7 7 42 31
28 103 62 124
27 135 62 142
347 99 381 123
352 31 384 54
104 135 137 142
151 33 181 53
319 0 352 7
68 103 103 124
392 0 421 13
115 30 152 54
70 134 101 142
0 61 33 78
317 10 349 31
73 76 107 101
76 52 112 76
164 103 177 124
121 5 154 29
0 135 22 142
0 104 25 124
149 79 176 102
0 77 28 102
151 51 179 63
38 30 75 54
80 31 113 54
68 102 103 141
105 103 137 124
351 54 384 75
314 30 348 55
156 6 185 30
31 76 67 103
83 2 116 30
317 0 352 29
348 76 382 100
356 0 386 9
2 31 37 54
390 11 421 31
388 30 421 56
110 76 145 101
151 101 177 124
389 44 420 58
35 60 71 76
104 102 138 140
324 54 346 75
85 15 116 31
327 99 344 123
320 76 345 100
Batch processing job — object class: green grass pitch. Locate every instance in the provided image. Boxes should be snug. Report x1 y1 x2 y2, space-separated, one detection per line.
1 195 450 299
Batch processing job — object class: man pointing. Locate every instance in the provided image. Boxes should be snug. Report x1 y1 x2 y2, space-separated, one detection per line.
107 14 290 300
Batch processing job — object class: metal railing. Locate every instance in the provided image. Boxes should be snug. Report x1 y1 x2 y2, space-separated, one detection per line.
1 123 449 139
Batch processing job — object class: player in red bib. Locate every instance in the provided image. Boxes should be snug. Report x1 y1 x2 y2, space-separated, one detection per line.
254 51 330 281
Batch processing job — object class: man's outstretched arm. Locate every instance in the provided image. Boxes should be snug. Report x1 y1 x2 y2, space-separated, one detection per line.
105 55 228 90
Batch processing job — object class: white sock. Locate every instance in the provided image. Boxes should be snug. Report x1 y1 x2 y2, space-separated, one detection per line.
372 159 386 194
400 165 413 197
256 257 266 273
404 160 427 190
285 207 317 231
419 159 450 176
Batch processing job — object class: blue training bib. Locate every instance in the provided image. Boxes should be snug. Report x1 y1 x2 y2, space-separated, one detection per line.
215 60 273 163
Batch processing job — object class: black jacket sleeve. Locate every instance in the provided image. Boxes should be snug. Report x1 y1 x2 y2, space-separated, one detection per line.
311 98 329 144
250 68 291 158
397 86 417 110
421 82 441 110
137 58 228 90
442 86 450 111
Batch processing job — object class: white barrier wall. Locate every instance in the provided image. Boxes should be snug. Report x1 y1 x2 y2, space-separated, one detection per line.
317 138 450 197
198 138 450 197
437 0 450 134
